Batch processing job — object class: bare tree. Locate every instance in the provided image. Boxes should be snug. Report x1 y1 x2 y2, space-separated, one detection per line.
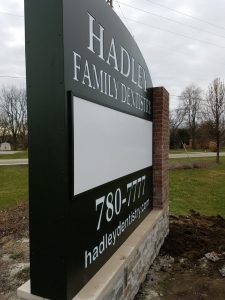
179 84 202 149
169 108 186 130
0 112 9 143
169 108 186 149
205 78 225 163
18 89 28 149
0 86 27 150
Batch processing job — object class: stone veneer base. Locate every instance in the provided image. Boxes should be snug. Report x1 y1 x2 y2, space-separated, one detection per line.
18 208 169 300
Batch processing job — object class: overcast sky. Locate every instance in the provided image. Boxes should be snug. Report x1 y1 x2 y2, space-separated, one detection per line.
1 0 225 109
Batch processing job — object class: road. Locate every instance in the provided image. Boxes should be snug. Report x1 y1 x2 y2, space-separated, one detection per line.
0 152 225 166
169 152 225 158
0 151 19 155
0 159 28 166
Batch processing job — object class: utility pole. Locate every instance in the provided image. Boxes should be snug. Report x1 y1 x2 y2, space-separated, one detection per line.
107 0 113 7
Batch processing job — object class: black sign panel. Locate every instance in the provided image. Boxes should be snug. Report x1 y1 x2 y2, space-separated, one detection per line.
25 0 153 299
69 166 152 294
63 0 152 120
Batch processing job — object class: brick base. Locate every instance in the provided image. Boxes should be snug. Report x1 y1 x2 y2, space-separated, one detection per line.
151 87 169 209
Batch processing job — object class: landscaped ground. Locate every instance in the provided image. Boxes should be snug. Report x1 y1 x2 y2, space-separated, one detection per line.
0 166 28 209
0 151 28 160
170 157 225 217
135 212 225 300
0 203 29 300
0 157 225 299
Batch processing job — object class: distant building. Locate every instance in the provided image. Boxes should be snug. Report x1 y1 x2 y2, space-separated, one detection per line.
0 142 11 151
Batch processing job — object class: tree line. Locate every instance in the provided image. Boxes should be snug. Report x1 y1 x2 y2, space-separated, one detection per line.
170 78 225 163
0 86 27 150
1 78 225 162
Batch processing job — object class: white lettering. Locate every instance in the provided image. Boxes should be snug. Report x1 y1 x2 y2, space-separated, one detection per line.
87 13 105 61
121 83 127 103
93 246 99 261
113 78 118 100
108 234 112 246
126 87 131 106
138 64 143 89
106 38 119 71
108 75 113 98
131 57 137 85
143 69 147 91
112 229 116 245
92 64 103 92
140 97 143 111
85 251 92 269
104 72 108 95
120 47 130 78
99 237 105 254
84 199 150 269
82 60 92 88
73 51 81 81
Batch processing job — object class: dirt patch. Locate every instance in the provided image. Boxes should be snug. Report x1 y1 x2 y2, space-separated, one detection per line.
0 203 29 300
1 204 225 299
161 212 225 259
136 212 225 300
0 203 28 240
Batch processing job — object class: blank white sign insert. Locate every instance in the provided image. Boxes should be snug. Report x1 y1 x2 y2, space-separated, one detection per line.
73 96 152 195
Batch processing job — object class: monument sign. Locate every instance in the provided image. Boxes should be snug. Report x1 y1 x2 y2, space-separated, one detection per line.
25 0 153 299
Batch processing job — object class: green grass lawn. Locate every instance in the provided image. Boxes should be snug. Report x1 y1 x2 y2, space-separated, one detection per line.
0 157 225 218
0 166 28 209
169 156 217 165
169 149 206 154
0 151 28 160
170 157 225 217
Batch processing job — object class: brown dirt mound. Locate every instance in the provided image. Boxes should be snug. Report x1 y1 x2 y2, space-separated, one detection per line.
0 202 29 239
0 203 29 299
161 212 225 260
136 211 225 300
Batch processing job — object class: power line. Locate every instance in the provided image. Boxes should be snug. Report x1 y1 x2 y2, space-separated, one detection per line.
1 0 224 34
143 0 225 32
0 75 25 79
115 0 134 37
138 38 225 66
118 2 225 40
128 16 225 66
170 94 211 103
126 18 225 50
0 11 23 18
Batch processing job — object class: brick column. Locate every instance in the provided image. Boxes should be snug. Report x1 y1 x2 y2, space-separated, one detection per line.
151 87 169 209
